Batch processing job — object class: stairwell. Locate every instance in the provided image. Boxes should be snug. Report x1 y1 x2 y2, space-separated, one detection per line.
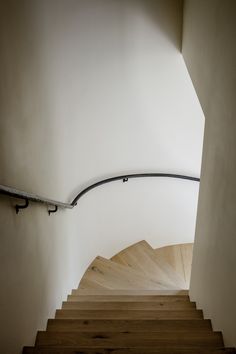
23 241 235 354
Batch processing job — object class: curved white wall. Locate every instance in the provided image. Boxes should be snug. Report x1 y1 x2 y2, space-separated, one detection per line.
0 1 204 352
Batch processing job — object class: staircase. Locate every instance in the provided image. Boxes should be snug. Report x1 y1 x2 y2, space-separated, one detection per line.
23 241 235 354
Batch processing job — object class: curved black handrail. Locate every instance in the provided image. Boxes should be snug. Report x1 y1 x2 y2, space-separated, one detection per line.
71 173 200 206
0 173 200 214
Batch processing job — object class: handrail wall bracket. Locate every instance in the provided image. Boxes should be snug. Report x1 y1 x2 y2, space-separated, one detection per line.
0 173 200 215
48 205 58 216
15 199 29 214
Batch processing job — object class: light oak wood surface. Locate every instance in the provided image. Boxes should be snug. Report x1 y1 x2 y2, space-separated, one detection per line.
154 243 193 287
67 294 190 302
111 241 186 289
61 300 196 310
79 255 179 290
23 240 235 354
72 289 189 296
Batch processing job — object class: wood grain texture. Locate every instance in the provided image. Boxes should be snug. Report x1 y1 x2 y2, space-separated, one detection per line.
23 241 234 354
79 256 180 291
47 319 212 332
61 301 196 310
67 294 190 302
55 309 203 320
36 331 223 347
23 347 236 354
154 243 193 287
111 241 187 289
72 289 189 296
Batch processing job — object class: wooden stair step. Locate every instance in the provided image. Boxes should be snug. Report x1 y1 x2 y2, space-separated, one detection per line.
62 301 196 310
55 309 203 320
23 347 236 354
154 243 193 288
111 241 187 289
72 289 189 296
67 295 190 302
36 331 223 347
79 256 180 291
79 279 108 290
47 319 212 332
22 241 235 354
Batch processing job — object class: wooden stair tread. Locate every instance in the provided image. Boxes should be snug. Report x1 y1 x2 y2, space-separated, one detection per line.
62 301 196 310
23 347 236 354
111 241 187 289
154 243 193 287
79 256 180 291
78 278 108 290
47 319 212 332
23 240 235 354
72 289 189 296
67 294 190 302
36 331 223 347
55 309 203 320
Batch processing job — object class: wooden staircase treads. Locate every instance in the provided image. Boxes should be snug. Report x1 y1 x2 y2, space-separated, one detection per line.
23 347 236 354
79 256 179 291
67 295 190 302
47 319 212 332
22 241 235 354
78 278 109 290
61 301 196 310
111 241 187 289
154 243 193 287
55 309 203 320
72 289 189 296
36 331 223 347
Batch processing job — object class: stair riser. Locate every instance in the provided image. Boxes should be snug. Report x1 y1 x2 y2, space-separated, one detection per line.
72 290 189 296
23 347 236 354
47 319 212 332
56 310 203 320
67 295 190 302
62 301 196 310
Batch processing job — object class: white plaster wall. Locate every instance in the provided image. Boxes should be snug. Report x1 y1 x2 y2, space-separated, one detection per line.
0 1 204 352
182 0 236 346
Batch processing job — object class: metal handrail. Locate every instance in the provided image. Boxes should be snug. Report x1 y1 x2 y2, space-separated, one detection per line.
0 173 200 214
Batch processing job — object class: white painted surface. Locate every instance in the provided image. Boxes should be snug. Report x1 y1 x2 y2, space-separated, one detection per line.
0 1 204 352
183 0 236 346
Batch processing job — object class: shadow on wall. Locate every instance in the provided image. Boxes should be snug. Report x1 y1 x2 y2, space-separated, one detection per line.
0 0 63 197
0 0 184 199
0 2 80 353
136 0 183 50
0 195 80 354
